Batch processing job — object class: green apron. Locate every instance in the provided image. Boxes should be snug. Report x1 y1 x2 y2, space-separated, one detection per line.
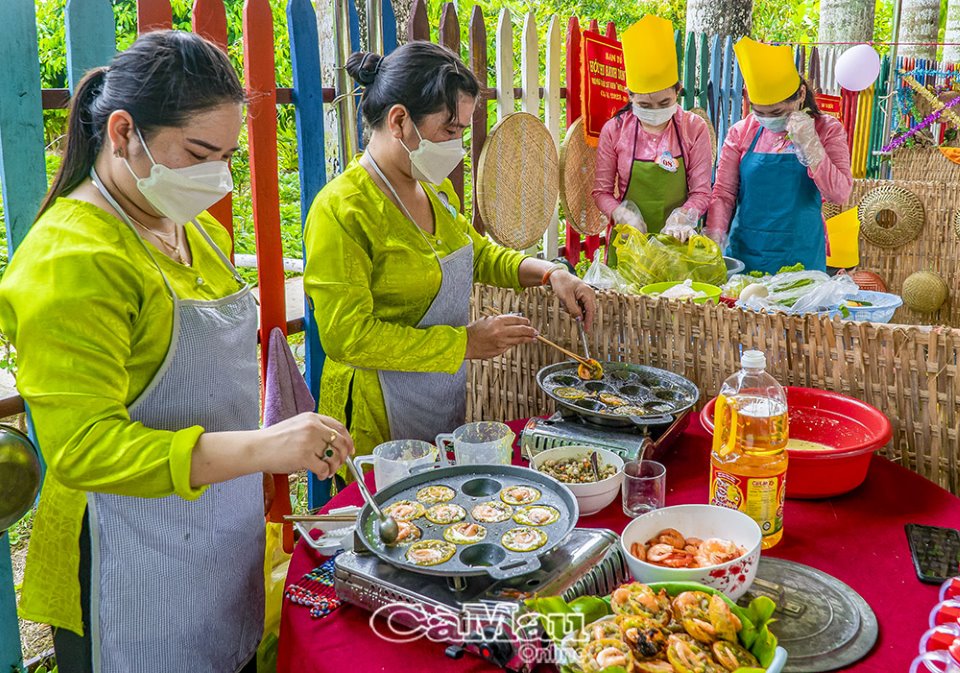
608 115 689 266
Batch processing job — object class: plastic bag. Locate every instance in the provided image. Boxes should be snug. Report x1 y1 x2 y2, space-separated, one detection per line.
611 226 727 292
721 273 762 300
258 521 293 673
739 270 860 315
582 249 630 292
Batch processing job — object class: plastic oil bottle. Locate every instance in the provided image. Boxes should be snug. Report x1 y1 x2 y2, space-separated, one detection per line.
709 350 788 549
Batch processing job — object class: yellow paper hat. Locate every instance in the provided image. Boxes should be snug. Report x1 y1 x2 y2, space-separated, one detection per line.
734 37 801 106
622 16 679 94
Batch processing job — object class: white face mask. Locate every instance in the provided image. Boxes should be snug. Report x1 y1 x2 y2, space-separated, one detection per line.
755 114 790 133
632 103 677 127
124 127 233 225
400 123 466 185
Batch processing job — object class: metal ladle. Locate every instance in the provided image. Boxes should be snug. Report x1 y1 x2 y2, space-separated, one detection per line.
0 425 41 531
345 456 399 545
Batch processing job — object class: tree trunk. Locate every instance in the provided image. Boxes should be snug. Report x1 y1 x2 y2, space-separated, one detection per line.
392 0 413 44
685 0 752 38
945 0 960 62
819 0 875 43
899 0 941 60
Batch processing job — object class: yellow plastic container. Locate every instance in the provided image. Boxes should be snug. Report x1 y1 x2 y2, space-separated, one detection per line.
825 207 861 268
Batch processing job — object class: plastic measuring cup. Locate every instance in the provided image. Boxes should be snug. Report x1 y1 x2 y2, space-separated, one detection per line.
435 421 514 466
354 439 438 491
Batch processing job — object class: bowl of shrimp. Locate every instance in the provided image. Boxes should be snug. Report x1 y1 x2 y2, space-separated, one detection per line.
619 504 762 600
530 446 624 516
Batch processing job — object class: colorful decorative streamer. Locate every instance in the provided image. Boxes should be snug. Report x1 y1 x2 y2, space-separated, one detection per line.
901 74 960 128
881 95 960 152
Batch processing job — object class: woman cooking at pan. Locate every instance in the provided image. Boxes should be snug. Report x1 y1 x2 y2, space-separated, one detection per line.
0 31 354 673
592 15 714 249
303 42 597 456
705 37 853 274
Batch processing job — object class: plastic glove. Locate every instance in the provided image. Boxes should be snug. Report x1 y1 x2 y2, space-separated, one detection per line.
703 227 728 251
787 111 826 169
663 207 700 242
612 200 647 233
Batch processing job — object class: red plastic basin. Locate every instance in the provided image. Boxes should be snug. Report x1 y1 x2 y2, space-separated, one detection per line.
700 387 893 499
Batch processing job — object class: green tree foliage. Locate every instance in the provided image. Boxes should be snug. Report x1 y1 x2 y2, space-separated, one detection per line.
423 0 898 58
31 0 303 280
15 0 929 281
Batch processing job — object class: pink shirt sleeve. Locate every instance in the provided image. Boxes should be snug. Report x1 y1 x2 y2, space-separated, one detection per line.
592 114 626 218
809 115 853 204
678 112 713 216
707 119 751 234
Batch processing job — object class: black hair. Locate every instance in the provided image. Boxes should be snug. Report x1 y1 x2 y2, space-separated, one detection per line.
788 78 822 117
38 30 245 218
345 41 480 129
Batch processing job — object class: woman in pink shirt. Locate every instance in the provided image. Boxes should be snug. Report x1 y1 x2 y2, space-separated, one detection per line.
592 16 713 254
706 37 853 274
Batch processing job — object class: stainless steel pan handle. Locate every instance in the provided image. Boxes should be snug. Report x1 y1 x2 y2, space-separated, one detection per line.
627 414 675 427
486 556 542 581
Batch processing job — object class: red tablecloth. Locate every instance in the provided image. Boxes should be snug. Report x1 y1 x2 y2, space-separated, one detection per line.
278 420 960 673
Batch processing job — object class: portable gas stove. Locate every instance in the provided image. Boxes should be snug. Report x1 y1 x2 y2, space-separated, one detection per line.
520 407 692 463
334 527 630 672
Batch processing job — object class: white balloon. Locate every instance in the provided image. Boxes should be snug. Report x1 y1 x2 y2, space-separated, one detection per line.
835 44 881 92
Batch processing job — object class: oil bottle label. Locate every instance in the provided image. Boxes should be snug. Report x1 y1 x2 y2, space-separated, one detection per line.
710 467 786 538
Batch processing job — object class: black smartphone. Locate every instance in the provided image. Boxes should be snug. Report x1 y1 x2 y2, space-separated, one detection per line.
906 523 960 584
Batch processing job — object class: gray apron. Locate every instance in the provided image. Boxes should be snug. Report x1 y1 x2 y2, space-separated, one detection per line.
87 171 264 673
367 155 474 442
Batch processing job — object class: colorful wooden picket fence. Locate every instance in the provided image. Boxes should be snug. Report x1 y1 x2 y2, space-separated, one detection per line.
0 0 333 666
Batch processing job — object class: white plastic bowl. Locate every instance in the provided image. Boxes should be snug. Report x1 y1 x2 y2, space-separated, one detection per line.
530 446 624 516
619 504 762 600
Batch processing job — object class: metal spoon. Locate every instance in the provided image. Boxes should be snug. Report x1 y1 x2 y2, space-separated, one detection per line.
345 456 399 545
589 450 601 483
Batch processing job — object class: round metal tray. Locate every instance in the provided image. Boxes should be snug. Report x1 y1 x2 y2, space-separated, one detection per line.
356 463 579 580
742 557 878 673
537 361 700 428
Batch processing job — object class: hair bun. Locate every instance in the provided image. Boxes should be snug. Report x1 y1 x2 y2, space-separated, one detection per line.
345 51 382 87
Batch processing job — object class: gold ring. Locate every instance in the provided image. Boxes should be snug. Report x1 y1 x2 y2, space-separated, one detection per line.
329 431 338 444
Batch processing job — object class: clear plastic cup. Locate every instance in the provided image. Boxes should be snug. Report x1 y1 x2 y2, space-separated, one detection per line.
931 600 960 628
911 648 960 673
621 460 666 517
942 578 960 602
921 624 960 655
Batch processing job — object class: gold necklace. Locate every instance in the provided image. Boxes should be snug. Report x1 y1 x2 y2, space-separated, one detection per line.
130 217 188 265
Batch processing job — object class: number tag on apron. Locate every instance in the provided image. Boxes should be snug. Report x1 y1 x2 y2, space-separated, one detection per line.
656 151 679 173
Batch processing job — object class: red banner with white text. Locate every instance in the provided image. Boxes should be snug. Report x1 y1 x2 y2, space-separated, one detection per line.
581 30 629 146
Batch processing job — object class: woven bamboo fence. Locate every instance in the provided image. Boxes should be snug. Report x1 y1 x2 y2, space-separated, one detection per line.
890 147 960 183
839 179 960 327
467 285 960 495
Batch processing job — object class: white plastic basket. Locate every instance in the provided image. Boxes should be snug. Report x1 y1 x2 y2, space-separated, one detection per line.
843 290 903 323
